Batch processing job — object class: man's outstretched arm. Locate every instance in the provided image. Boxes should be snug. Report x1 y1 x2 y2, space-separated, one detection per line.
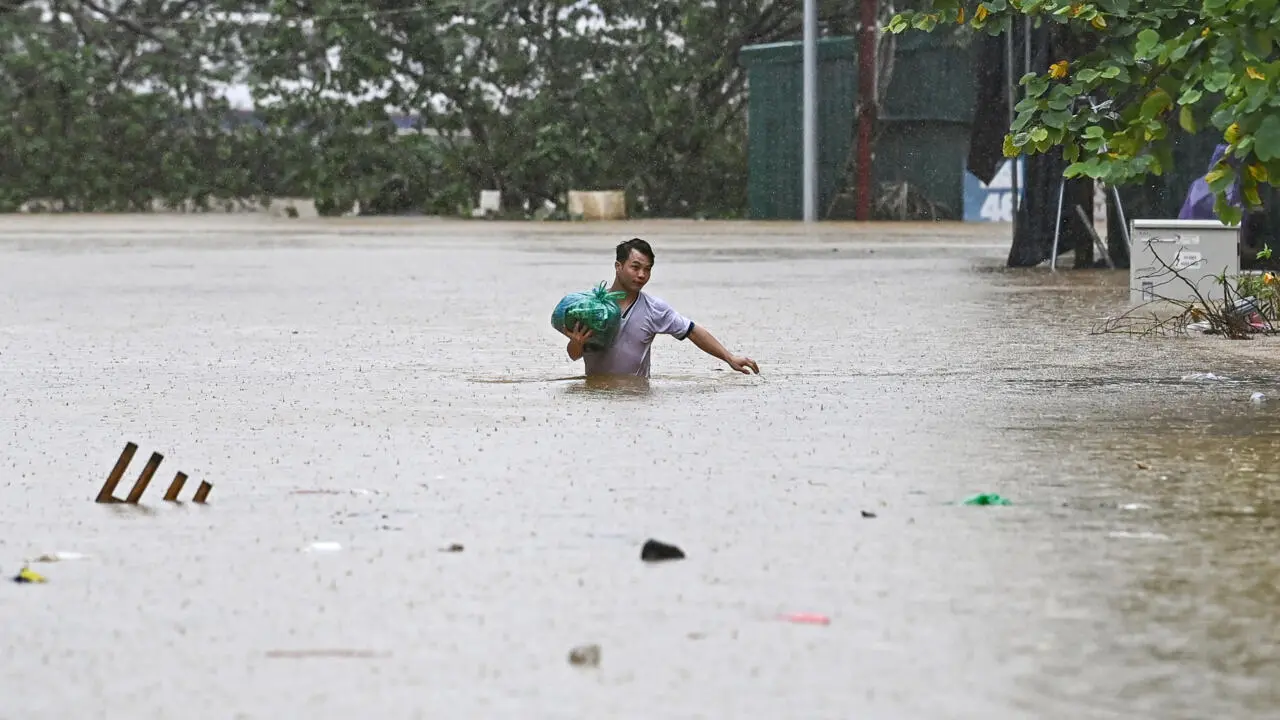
686 324 759 374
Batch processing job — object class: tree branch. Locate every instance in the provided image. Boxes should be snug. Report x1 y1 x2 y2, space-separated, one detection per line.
75 0 176 52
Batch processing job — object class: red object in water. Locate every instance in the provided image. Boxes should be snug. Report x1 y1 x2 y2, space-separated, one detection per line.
781 612 831 625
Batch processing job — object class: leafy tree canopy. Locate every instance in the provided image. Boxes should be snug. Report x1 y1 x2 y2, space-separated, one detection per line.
889 0 1280 224
0 0 887 216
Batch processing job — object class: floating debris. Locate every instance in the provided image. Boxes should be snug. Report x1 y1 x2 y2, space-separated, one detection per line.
860 510 877 519
780 612 830 626
1251 392 1267 404
13 567 46 584
568 644 601 667
640 539 685 562
962 493 1012 506
439 543 465 553
29 551 88 563
304 542 343 553
1181 372 1229 382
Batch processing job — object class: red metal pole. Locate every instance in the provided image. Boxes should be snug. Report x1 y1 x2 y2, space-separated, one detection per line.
856 0 878 221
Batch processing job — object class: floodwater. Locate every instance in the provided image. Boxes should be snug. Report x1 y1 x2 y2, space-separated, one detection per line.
3 216 1280 720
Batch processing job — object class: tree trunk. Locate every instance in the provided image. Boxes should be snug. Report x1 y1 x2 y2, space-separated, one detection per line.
1071 177 1095 268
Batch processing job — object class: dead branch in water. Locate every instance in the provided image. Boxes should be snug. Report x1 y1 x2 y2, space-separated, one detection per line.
1091 243 1273 340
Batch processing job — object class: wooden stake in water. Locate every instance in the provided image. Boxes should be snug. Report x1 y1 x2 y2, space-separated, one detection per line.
124 452 164 504
193 481 213 504
96 442 138 503
163 472 188 502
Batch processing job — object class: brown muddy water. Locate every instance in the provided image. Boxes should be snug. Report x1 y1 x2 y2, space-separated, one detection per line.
3 216 1280 720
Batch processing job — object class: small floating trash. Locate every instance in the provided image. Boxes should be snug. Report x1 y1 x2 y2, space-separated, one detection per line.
1181 372 1229 382
29 551 88 563
568 644 601 667
13 567 46 584
304 542 342 553
1251 392 1267 403
962 493 1012 506
640 539 685 562
779 612 831 625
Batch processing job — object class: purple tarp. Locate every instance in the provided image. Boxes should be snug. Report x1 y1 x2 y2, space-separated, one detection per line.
1178 144 1242 220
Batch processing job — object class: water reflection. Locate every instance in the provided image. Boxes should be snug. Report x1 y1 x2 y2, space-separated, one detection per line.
572 373 652 395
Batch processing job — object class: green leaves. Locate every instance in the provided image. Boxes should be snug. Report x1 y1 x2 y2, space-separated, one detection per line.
238 0 786 215
1254 115 1280 162
911 13 939 31
886 0 1280 223
0 0 283 211
1133 29 1161 59
0 0 797 217
1139 88 1173 119
1179 105 1198 132
1206 164 1236 193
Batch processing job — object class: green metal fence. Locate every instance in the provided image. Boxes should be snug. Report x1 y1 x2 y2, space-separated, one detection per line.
740 32 977 220
740 38 858 221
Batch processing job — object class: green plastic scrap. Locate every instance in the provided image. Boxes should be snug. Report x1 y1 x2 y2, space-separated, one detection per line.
962 493 1012 506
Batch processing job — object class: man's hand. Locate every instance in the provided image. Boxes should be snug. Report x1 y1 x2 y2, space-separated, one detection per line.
687 324 758 375
726 354 759 375
566 322 593 346
564 322 593 360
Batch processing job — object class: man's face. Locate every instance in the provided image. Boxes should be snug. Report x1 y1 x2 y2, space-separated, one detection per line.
615 249 652 293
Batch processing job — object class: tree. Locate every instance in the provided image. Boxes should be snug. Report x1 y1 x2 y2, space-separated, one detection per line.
0 0 283 211
248 0 871 217
887 0 1280 225
0 0 914 217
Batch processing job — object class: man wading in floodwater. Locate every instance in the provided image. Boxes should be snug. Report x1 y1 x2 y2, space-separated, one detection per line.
561 238 760 378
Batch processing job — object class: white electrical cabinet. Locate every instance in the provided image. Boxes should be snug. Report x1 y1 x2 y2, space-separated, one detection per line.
1129 219 1241 306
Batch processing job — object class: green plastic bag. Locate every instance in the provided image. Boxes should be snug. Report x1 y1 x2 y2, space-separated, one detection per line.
551 282 626 351
962 493 1012 506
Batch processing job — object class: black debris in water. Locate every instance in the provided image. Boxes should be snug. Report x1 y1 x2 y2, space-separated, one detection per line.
861 510 877 518
641 539 685 562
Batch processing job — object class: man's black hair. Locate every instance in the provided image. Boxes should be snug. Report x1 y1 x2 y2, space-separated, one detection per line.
616 237 654 264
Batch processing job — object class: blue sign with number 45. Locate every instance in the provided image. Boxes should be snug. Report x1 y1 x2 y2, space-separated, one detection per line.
963 159 1026 223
